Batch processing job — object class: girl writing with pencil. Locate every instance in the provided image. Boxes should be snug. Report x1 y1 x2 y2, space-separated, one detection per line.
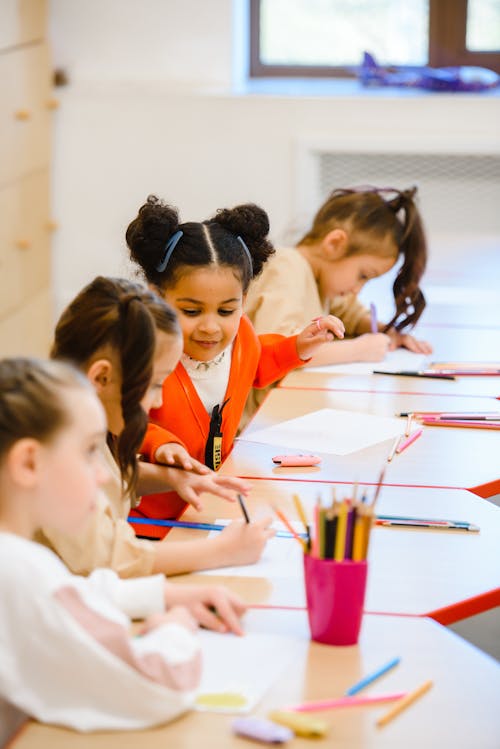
244 186 433 420
41 276 273 578
0 357 202 741
126 196 345 535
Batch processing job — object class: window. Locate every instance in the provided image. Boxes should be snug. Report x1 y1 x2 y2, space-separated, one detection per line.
250 0 500 77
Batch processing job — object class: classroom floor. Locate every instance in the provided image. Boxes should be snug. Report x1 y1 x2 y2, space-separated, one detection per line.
449 606 500 662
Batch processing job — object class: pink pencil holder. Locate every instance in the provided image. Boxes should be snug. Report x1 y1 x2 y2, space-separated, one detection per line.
303 555 368 646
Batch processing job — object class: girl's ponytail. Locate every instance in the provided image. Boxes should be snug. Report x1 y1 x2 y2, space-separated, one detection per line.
385 188 427 331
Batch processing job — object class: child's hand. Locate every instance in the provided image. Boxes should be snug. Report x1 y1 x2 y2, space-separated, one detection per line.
387 329 433 354
215 516 276 567
165 470 252 512
154 442 210 474
296 315 345 360
354 332 391 361
138 606 197 635
164 583 247 635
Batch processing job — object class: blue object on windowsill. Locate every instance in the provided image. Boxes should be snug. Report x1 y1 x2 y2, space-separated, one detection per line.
356 51 500 92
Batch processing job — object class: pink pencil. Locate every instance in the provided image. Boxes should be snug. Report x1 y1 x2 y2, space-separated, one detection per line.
396 428 423 454
286 692 406 713
421 419 500 430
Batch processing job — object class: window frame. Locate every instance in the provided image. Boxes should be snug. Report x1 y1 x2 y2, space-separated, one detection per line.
249 0 500 78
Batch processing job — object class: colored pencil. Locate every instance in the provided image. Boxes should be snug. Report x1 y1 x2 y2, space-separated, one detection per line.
370 303 378 334
271 506 308 550
397 411 500 419
128 517 304 539
371 466 386 507
352 505 369 561
334 500 348 560
373 370 456 380
375 518 479 532
345 657 401 696
237 493 250 523
376 680 433 727
421 419 500 430
405 413 413 436
387 434 402 462
395 428 423 454
286 692 406 713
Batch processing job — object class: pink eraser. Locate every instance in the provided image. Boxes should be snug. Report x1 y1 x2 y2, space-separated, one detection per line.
272 454 322 467
232 717 294 743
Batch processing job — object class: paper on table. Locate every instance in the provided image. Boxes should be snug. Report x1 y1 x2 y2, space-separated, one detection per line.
200 519 304 578
240 408 403 456
195 628 301 713
306 348 429 376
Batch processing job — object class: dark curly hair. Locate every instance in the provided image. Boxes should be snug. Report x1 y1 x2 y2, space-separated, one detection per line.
126 195 275 293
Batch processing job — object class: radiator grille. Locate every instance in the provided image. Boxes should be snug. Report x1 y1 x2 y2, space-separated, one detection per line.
316 152 500 236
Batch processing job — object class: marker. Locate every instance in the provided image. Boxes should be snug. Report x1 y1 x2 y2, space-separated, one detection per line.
370 303 378 334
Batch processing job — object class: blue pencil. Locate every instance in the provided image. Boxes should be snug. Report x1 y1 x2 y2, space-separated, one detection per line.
128 516 306 539
344 657 401 696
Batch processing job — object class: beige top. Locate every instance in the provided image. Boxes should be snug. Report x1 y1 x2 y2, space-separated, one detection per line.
245 247 368 336
36 444 156 578
241 248 369 424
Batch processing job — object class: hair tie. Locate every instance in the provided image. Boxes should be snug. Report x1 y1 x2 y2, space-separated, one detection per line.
156 230 183 273
237 235 253 272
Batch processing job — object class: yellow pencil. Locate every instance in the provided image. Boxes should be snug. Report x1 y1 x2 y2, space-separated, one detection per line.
292 493 309 531
352 506 366 561
334 499 348 560
376 679 433 727
361 505 375 559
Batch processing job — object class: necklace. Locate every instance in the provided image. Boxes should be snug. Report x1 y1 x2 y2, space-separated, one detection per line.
181 348 227 373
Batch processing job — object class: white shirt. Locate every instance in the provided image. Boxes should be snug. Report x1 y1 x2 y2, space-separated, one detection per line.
0 533 201 743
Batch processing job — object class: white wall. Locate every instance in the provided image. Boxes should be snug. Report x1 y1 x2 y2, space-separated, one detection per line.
49 0 500 313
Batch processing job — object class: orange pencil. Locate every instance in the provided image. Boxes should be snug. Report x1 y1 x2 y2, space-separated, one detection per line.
272 505 307 551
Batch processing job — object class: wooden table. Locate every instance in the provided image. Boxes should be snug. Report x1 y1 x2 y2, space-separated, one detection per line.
13 611 500 749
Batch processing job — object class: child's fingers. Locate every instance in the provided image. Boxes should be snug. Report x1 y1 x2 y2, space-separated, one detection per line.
311 315 345 339
214 476 252 494
188 457 211 475
182 488 203 512
204 594 245 636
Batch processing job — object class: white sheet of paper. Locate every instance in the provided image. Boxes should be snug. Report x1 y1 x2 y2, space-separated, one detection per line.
239 408 404 456
195 628 301 713
306 348 429 375
200 519 304 578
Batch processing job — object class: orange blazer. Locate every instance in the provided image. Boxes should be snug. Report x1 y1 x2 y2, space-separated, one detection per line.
129 315 304 538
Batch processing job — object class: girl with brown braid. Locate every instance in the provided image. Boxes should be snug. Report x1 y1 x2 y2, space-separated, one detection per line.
41 276 273 585
244 186 433 419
